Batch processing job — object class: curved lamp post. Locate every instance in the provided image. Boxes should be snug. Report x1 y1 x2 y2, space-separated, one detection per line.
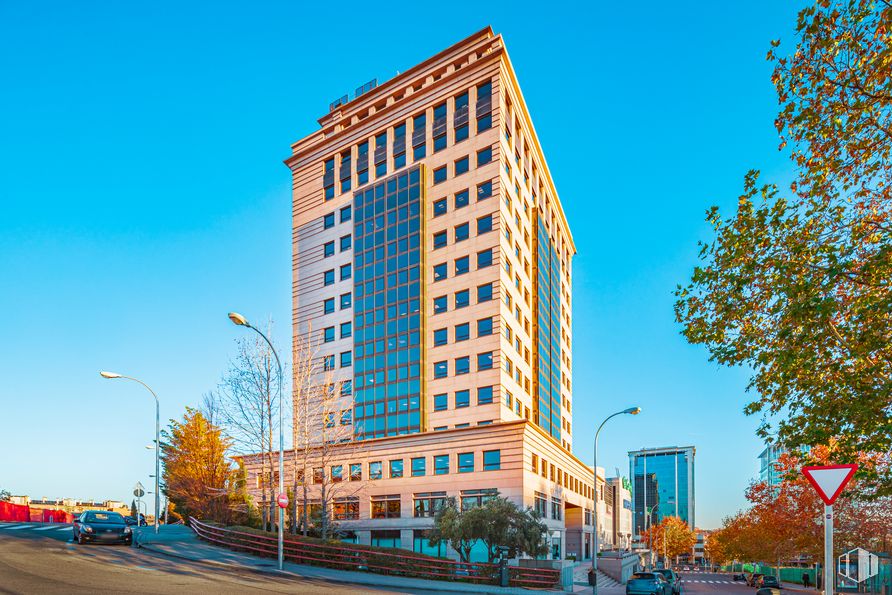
100 371 160 535
592 406 641 594
228 311 284 571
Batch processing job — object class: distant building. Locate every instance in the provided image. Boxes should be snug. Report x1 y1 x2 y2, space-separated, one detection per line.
628 446 695 539
607 476 633 550
23 497 130 517
758 443 785 488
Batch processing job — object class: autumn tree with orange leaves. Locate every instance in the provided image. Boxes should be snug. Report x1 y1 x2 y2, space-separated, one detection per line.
642 516 698 564
675 0 892 495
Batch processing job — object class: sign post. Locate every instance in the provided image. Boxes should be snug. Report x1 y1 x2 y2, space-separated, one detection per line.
802 465 858 595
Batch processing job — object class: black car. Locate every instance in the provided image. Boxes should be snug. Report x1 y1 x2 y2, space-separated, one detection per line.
124 514 147 527
626 572 672 595
760 576 781 588
757 588 781 595
655 568 681 595
73 511 132 545
734 574 747 581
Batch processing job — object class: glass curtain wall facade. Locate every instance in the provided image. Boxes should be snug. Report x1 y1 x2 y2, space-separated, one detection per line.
534 220 562 440
629 447 695 535
352 166 425 439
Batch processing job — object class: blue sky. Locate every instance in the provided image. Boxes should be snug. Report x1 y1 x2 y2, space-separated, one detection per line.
0 1 803 527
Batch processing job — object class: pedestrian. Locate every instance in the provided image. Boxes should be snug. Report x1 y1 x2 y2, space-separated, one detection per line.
803 573 811 589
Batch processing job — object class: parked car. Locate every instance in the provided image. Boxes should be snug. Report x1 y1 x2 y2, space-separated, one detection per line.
733 574 747 581
682 566 691 571
656 568 681 595
748 573 765 587
757 588 781 595
73 511 132 545
627 572 672 595
760 576 781 588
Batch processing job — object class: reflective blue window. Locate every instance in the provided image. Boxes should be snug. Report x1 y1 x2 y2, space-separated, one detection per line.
477 386 493 404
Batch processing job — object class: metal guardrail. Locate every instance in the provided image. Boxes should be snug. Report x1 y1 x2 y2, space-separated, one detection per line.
189 517 560 589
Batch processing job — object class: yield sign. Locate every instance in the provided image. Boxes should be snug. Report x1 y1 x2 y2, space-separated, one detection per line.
802 464 858 505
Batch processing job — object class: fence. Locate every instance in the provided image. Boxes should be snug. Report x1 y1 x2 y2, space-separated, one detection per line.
0 502 75 524
189 517 561 589
723 561 891 594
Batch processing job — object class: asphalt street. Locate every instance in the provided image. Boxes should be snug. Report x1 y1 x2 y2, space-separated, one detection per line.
678 571 770 595
0 522 440 595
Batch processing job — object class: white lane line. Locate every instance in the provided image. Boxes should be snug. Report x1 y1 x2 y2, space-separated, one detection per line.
55 527 73 531
4 525 35 530
0 524 28 529
34 526 62 531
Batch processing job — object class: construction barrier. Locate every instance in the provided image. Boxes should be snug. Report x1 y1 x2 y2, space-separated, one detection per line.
0 502 30 522
190 517 561 589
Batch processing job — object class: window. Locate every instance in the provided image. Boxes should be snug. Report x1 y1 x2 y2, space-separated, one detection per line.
340 234 351 251
534 491 548 517
389 459 403 479
483 450 500 471
333 497 359 520
434 360 448 378
477 147 492 166
455 322 470 342
455 189 469 209
551 497 562 521
461 488 498 510
455 389 470 408
369 461 383 480
433 262 447 281
313 467 323 484
433 231 447 249
477 214 493 234
478 283 493 302
478 351 494 370
323 270 335 286
375 132 387 177
433 295 447 314
455 356 470 375
414 492 447 517
340 205 352 222
331 465 343 483
433 166 447 184
323 327 335 343
323 241 335 257
340 263 352 281
340 321 352 338
455 222 469 242
455 124 469 142
433 393 448 411
434 134 447 152
458 452 474 473
323 213 335 229
477 181 493 200
478 113 492 131
477 248 493 268
350 463 362 481
478 386 494 404
324 158 335 200
433 328 448 346
371 494 401 519
323 355 334 370
323 298 335 314
433 102 447 153
411 457 426 477
434 455 449 475
455 256 469 276
454 156 469 176
477 317 493 336
340 351 352 367
340 292 352 309
413 113 426 160
433 198 447 217
455 289 469 309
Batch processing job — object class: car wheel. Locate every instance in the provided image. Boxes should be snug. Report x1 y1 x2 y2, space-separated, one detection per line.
77 533 84 545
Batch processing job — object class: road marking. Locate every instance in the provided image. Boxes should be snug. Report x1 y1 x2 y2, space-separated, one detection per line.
34 526 64 531
3 525 35 530
56 527 73 531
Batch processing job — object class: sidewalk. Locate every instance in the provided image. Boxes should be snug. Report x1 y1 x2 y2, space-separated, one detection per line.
135 526 570 595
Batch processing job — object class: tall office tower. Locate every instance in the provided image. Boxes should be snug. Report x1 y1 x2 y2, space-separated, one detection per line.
628 446 696 538
243 27 596 562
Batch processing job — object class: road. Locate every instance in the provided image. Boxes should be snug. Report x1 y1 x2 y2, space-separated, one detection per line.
679 571 774 595
0 522 439 594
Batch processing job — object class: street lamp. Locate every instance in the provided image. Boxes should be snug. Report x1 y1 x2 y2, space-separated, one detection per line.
100 371 161 535
592 406 640 595
228 311 284 571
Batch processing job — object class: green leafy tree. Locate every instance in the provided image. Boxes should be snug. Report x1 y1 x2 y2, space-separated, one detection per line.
675 0 892 494
130 500 138 518
429 498 479 563
0 489 11 502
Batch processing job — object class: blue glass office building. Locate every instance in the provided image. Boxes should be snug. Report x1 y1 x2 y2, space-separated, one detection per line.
628 446 695 535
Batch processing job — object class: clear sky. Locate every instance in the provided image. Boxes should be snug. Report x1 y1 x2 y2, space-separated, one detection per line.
0 1 804 527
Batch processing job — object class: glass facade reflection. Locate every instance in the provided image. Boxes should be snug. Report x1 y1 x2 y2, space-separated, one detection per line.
629 446 695 535
535 222 562 440
352 166 424 439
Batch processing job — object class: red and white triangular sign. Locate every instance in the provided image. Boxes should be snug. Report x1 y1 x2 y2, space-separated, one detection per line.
802 464 858 505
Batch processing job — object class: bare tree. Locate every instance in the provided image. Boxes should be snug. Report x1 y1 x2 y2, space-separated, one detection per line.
214 323 284 532
291 327 361 539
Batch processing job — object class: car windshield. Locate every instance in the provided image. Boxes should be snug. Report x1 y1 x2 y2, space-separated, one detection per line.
657 570 673 578
85 512 124 523
632 573 658 580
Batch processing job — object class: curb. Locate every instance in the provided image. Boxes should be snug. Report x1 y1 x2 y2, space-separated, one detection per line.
136 537 567 595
